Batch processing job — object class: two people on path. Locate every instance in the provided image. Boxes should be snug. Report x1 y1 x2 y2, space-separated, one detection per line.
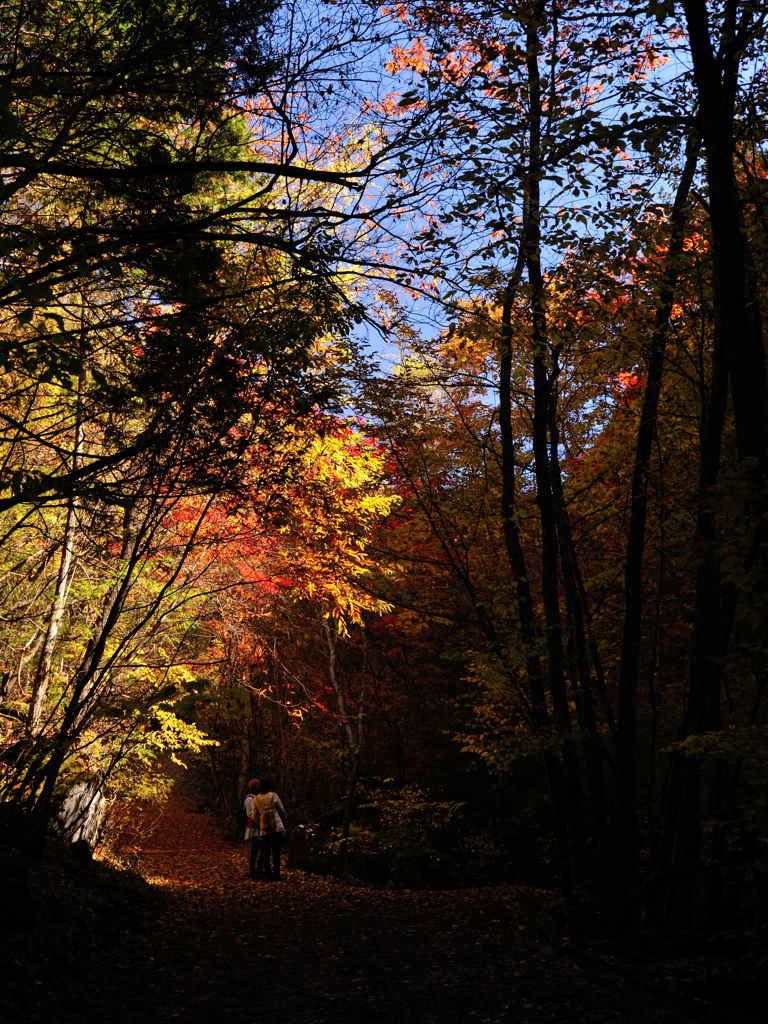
244 777 287 881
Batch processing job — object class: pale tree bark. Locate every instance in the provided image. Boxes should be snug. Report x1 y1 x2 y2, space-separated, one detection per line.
341 628 367 844
321 616 367 846
322 616 355 749
26 359 86 736
24 501 145 838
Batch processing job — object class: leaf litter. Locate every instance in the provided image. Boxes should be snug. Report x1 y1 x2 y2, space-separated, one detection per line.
7 792 710 1024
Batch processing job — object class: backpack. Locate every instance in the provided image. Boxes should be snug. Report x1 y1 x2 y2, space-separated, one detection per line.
259 793 278 832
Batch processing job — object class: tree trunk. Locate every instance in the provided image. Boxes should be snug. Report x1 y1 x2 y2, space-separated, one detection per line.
655 3 768 929
614 138 700 925
524 14 590 900
26 359 86 736
549 404 614 917
322 617 355 749
661 238 727 929
499 267 576 910
24 505 143 841
682 0 768 459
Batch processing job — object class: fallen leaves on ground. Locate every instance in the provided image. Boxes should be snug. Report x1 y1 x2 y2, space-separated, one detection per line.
4 793 708 1024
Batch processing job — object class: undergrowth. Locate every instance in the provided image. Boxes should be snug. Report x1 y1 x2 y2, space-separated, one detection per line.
0 840 163 1024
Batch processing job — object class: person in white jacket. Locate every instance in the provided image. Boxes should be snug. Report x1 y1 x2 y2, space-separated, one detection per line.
253 777 287 881
244 778 264 878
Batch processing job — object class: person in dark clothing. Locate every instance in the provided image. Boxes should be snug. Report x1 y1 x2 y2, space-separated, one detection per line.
253 777 287 881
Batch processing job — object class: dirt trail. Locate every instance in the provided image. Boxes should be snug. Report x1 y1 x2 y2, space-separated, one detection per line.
56 794 695 1024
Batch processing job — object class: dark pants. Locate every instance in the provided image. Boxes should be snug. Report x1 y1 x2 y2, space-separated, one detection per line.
261 832 282 879
248 836 264 875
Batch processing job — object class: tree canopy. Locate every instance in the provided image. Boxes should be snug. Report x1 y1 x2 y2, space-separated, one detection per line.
2 0 768 944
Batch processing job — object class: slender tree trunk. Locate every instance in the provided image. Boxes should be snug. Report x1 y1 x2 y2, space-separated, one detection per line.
614 139 700 924
524 14 590 899
654 4 768 929
341 628 367 845
13 629 46 702
549 405 614 917
492 4 579 910
322 617 355 750
662 265 729 928
341 749 361 847
24 505 143 840
72 499 140 727
322 620 367 855
682 0 768 459
26 359 86 736
499 272 576 910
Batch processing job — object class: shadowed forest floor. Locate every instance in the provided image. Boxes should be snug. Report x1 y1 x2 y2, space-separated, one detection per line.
2 792 746 1024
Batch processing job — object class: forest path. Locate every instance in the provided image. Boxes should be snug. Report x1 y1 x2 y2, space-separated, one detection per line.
62 794 693 1024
